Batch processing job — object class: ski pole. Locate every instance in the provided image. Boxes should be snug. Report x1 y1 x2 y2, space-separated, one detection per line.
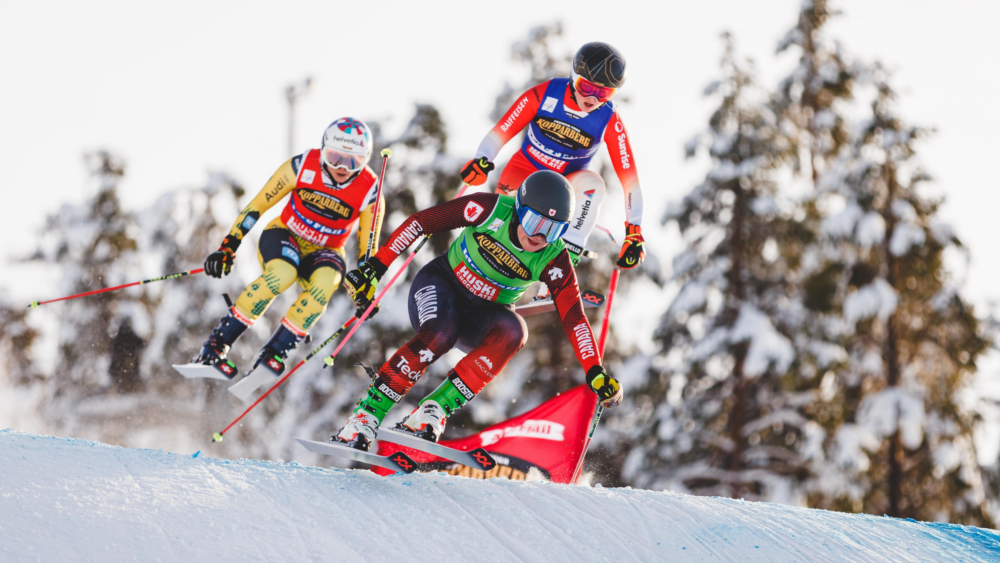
28 268 205 309
573 266 621 484
321 183 473 368
363 148 391 263
211 315 358 442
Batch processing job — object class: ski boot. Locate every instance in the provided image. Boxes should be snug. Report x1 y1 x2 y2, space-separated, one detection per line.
394 400 447 443
330 411 380 451
252 323 304 376
331 377 402 451
194 311 249 366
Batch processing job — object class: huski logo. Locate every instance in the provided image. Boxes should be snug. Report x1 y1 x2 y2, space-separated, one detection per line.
300 170 316 184
480 420 567 446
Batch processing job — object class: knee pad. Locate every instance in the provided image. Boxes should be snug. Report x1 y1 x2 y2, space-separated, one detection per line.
565 170 606 249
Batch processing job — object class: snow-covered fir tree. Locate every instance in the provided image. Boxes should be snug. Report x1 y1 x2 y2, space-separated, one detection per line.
802 69 995 526
7 151 252 450
623 35 807 502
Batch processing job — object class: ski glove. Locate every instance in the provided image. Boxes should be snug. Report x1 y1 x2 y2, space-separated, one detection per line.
616 223 645 270
586 365 623 408
205 235 240 278
460 157 495 186
344 259 386 320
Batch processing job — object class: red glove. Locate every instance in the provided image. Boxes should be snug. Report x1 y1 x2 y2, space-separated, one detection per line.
616 223 645 269
461 157 495 186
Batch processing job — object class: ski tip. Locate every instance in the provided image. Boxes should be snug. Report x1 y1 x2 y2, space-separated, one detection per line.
381 148 392 158
191 450 201 458
387 451 417 474
469 448 497 471
212 432 223 443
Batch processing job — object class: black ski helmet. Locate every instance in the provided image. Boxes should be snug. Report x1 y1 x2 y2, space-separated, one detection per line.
515 170 575 223
572 42 627 89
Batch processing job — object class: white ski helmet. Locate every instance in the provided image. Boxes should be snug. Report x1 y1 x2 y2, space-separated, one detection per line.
321 117 373 173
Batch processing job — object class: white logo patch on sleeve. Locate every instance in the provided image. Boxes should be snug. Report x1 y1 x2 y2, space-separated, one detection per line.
300 170 316 184
419 349 435 363
548 266 564 280
464 201 485 222
542 96 558 113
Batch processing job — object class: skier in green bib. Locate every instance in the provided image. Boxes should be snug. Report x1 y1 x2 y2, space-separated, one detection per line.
331 170 623 451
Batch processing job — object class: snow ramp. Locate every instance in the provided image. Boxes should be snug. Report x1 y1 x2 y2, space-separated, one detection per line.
1 430 997 562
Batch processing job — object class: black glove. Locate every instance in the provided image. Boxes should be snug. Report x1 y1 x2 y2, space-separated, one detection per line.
586 365 623 408
344 259 386 319
460 157 495 186
205 236 240 278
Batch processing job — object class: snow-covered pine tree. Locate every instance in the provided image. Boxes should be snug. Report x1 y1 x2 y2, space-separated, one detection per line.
773 0 857 185
32 152 148 407
804 69 995 526
623 35 804 501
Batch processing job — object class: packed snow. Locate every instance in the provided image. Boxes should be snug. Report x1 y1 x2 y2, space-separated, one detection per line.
3 430 998 562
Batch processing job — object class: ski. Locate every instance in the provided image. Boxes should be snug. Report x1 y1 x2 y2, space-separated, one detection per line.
294 437 417 474
515 289 605 318
227 355 284 402
377 427 497 471
172 360 238 381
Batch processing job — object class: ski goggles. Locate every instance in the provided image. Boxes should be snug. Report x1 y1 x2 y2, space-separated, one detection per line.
517 204 570 244
571 71 617 103
322 147 367 173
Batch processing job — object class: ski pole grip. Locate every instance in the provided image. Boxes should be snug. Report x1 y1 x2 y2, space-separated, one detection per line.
381 148 392 158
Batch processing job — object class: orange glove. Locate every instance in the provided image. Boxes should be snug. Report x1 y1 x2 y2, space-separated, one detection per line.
461 157 495 186
616 223 645 269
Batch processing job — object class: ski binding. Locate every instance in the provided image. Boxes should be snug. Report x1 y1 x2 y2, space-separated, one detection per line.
294 437 417 474
172 360 238 381
378 427 496 471
227 356 284 402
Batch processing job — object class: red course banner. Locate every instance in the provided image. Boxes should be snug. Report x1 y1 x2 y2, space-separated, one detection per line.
375 384 598 483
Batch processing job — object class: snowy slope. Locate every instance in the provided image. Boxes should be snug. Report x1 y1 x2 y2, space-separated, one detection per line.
1 430 997 563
